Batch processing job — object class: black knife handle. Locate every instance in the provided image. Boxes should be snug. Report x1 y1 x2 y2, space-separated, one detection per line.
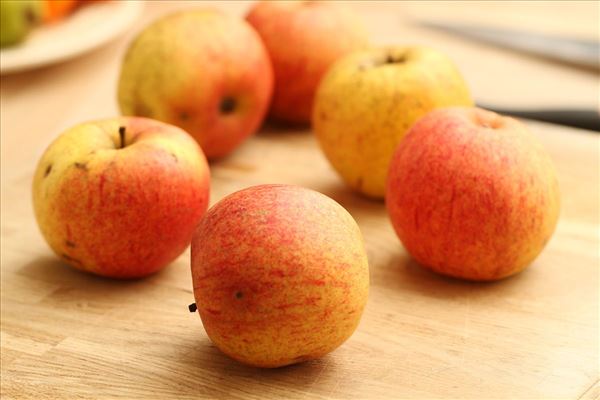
481 106 600 132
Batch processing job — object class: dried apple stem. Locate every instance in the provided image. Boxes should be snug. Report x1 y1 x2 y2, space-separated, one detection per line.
118 126 126 149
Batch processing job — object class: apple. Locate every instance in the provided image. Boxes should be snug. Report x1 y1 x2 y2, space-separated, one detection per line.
246 1 369 124
42 0 78 23
0 0 42 48
386 107 560 281
118 9 273 159
32 117 211 279
313 46 473 199
190 184 369 368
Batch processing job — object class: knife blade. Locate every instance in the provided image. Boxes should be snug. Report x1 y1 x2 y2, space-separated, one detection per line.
480 106 600 132
420 21 600 71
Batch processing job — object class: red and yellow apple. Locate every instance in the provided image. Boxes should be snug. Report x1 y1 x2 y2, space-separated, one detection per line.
313 46 473 199
191 184 369 367
118 9 273 159
32 117 211 279
246 1 369 124
386 107 560 281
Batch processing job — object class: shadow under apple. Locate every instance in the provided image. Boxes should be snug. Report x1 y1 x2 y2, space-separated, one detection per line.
17 255 179 300
258 119 311 136
379 248 539 302
312 179 386 217
155 332 341 398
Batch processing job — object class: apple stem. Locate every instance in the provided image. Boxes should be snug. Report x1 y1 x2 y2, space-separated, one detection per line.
119 126 126 149
386 54 406 64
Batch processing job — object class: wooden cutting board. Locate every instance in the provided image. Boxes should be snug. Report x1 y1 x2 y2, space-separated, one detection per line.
1 2 598 399
2 121 598 399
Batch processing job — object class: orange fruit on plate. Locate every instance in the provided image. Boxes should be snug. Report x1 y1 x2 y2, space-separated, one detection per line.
42 0 80 23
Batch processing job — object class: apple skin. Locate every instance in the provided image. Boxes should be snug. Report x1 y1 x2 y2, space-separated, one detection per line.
0 0 42 48
246 1 369 124
32 117 210 279
118 9 273 159
386 107 560 281
313 46 473 199
191 184 369 368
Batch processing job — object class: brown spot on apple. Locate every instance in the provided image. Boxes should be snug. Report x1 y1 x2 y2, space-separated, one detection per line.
179 111 190 121
74 162 88 171
65 240 76 248
44 164 52 177
234 291 243 299
25 7 38 24
220 96 237 115
385 53 406 64
170 153 178 163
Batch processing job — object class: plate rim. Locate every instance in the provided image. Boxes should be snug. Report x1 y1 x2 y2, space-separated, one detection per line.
0 1 143 75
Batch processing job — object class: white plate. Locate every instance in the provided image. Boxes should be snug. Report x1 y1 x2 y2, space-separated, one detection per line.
0 1 143 75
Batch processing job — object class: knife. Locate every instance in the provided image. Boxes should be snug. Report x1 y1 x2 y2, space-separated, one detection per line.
419 21 600 131
479 106 600 132
420 21 600 71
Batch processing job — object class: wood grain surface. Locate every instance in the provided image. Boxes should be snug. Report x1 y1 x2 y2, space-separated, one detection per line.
1 1 598 399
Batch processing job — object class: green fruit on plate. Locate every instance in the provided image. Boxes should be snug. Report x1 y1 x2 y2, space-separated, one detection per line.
1 0 42 48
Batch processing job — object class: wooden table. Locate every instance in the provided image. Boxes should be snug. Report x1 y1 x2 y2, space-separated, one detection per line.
1 1 598 399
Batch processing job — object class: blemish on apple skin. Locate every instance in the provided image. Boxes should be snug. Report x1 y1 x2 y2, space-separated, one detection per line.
25 7 37 24
44 164 52 177
74 162 88 171
179 112 190 121
220 96 237 115
65 240 76 248
234 291 243 299
385 53 406 64
170 153 178 163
